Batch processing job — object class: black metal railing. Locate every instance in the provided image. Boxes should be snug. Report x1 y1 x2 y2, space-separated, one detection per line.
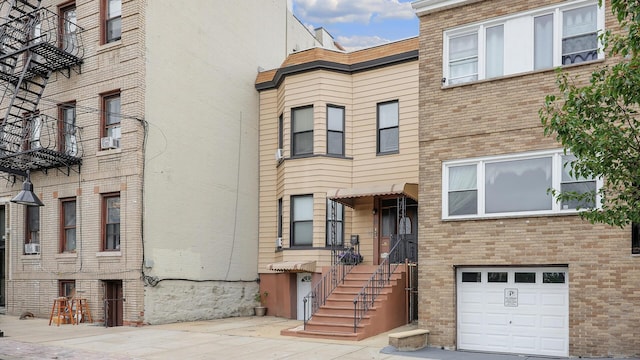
352 236 405 332
303 256 358 329
0 113 83 173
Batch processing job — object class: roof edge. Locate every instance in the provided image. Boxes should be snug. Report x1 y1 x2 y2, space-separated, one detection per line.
412 0 483 16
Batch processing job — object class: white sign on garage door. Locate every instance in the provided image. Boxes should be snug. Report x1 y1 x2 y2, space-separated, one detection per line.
457 267 568 357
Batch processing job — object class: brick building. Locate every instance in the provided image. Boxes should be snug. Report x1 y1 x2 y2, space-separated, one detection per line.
413 0 639 357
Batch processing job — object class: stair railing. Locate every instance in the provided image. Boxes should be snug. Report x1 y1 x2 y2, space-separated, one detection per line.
302 250 358 329
352 235 405 332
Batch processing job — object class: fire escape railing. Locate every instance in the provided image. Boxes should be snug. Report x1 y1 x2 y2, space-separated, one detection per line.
0 2 84 176
352 235 405 332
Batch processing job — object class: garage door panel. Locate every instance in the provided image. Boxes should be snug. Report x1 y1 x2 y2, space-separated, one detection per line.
457 267 568 357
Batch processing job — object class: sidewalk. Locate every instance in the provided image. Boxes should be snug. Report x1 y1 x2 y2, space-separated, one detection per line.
0 314 638 360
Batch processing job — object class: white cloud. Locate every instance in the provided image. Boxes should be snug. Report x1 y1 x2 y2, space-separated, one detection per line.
336 35 392 52
292 0 415 25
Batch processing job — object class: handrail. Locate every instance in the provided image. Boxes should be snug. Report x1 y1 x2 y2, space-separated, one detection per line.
302 252 358 329
352 236 405 332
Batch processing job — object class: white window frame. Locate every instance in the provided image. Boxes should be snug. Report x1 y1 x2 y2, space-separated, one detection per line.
442 149 602 220
442 0 604 86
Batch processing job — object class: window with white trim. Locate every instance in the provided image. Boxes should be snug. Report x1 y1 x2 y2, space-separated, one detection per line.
443 1 603 86
442 150 600 219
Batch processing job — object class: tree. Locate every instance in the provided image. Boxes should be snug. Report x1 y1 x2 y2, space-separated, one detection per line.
540 0 640 228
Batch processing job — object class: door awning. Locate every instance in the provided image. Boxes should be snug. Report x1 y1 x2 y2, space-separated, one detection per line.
326 183 418 208
267 260 316 273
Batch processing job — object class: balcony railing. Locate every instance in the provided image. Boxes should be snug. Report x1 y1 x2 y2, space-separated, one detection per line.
0 113 82 173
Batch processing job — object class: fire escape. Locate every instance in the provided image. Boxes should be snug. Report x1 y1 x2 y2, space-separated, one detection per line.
0 0 84 178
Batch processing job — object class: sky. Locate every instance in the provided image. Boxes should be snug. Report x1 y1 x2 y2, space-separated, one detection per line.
288 0 419 52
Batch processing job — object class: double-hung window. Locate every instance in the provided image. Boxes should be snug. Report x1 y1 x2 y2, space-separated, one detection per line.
60 198 76 253
377 101 399 154
327 105 344 156
59 3 78 53
292 106 313 156
443 150 599 219
291 195 313 246
326 200 344 247
25 205 40 246
59 102 77 156
443 1 603 86
101 91 121 147
103 193 120 251
632 223 640 255
103 0 121 44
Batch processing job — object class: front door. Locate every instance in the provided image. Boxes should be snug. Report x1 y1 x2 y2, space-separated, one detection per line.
296 273 312 321
378 198 418 264
104 280 123 327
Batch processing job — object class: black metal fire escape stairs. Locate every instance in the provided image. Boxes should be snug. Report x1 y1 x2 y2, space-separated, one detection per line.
0 0 84 178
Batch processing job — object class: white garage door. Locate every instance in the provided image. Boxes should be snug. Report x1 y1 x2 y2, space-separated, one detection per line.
457 267 568 357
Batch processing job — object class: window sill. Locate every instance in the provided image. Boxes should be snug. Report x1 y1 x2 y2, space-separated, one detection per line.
441 58 606 89
21 254 40 259
96 251 121 257
55 252 78 259
97 40 123 53
442 211 583 222
97 147 122 157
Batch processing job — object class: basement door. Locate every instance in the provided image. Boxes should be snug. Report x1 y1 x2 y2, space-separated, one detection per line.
296 273 312 321
457 267 568 357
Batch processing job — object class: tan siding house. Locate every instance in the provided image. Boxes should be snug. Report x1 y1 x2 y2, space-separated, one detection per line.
413 0 639 357
256 38 419 322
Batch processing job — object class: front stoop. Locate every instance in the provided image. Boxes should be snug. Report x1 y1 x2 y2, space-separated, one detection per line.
281 265 408 341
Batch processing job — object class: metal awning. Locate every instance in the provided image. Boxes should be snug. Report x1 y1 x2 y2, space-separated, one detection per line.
267 261 316 273
326 183 418 208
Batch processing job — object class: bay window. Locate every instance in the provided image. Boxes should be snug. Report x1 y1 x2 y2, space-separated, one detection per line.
443 150 599 219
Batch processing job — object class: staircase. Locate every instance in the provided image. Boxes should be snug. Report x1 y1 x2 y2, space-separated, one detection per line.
283 264 408 341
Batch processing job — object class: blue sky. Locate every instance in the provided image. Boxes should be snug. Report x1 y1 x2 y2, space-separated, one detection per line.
288 0 419 51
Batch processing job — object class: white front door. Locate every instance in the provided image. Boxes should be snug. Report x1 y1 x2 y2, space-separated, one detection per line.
296 273 312 321
457 267 568 357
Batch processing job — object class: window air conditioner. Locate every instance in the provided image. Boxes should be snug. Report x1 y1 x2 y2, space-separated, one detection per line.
275 148 284 162
24 243 40 254
276 237 282 248
100 136 120 150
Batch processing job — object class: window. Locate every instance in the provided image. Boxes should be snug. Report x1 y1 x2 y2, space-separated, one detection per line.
443 150 600 219
101 91 121 145
59 3 78 52
59 280 76 298
488 272 508 283
443 2 603 85
462 272 481 282
377 101 399 154
102 193 120 251
278 113 283 150
25 113 41 150
292 106 313 156
326 200 344 246
515 272 536 283
25 205 39 251
277 198 283 239
543 272 566 283
60 198 76 253
632 223 640 255
560 155 596 209
291 195 312 246
562 5 598 65
327 105 344 156
59 102 77 156
103 0 121 44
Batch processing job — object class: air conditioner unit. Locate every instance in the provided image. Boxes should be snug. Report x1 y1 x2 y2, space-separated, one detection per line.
275 148 284 162
276 237 282 248
100 136 120 150
24 243 40 254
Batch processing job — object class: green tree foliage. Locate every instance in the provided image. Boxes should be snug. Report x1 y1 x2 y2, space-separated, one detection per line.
540 0 640 228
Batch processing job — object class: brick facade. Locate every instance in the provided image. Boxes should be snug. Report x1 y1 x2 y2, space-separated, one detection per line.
416 0 640 357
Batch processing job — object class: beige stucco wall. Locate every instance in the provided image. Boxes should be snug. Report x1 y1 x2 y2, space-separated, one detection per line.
141 0 322 323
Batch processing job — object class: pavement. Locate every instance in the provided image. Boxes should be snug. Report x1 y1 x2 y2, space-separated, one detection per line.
0 314 638 360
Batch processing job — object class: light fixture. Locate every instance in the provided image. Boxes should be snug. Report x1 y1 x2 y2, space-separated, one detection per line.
11 170 44 207
372 208 377 215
